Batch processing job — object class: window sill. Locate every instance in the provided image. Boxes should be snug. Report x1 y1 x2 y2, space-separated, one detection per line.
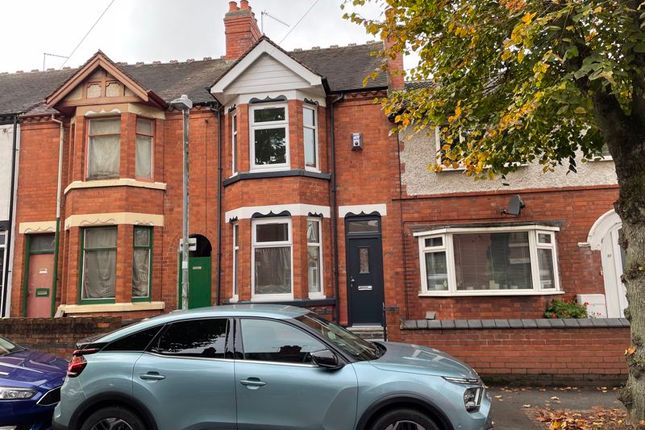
223 170 331 186
251 294 294 302
308 293 326 300
419 290 565 297
65 178 167 194
58 301 165 314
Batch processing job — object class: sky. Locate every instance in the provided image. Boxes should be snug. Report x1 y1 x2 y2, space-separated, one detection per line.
0 0 404 74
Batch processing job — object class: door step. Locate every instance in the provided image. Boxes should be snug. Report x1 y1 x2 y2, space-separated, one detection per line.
347 326 386 341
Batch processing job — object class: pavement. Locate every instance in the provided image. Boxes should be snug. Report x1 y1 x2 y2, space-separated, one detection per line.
488 385 626 429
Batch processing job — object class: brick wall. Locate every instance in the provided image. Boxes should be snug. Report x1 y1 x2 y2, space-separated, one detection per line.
0 317 122 357
389 318 630 385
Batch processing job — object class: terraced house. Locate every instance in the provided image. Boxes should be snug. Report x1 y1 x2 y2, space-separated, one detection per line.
0 0 624 346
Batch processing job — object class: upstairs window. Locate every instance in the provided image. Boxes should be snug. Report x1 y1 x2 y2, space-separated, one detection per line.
88 118 121 180
136 118 153 179
250 105 289 170
303 106 318 170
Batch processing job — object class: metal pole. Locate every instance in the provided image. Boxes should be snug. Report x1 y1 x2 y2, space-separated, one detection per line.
181 108 190 311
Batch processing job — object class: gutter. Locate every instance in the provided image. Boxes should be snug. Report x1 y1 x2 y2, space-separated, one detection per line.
329 93 345 323
1 116 18 318
50 115 64 317
213 104 224 305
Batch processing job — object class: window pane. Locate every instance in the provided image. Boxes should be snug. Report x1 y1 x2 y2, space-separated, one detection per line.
347 219 379 234
136 135 152 178
304 128 316 167
89 135 120 178
308 246 321 293
538 233 552 244
254 107 285 123
425 237 443 248
104 326 161 352
453 232 533 291
134 227 150 247
240 319 323 364
303 108 316 127
307 220 319 243
136 118 153 135
256 223 288 242
359 248 370 274
30 234 55 252
425 252 448 291
0 232 6 245
132 248 150 298
254 247 291 294
90 118 120 135
538 248 555 289
85 227 117 249
254 128 286 165
154 319 228 358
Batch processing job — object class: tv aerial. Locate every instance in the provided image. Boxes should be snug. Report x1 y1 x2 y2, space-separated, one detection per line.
260 10 289 34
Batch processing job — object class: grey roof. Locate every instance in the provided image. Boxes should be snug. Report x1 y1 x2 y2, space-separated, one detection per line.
405 80 433 90
0 42 387 117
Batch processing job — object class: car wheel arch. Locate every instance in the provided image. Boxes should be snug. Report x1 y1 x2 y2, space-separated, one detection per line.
69 392 158 430
356 394 454 430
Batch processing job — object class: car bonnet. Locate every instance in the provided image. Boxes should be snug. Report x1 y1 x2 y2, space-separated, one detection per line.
0 349 67 389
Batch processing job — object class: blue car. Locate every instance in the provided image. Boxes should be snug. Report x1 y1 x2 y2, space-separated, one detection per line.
0 336 67 430
54 304 493 430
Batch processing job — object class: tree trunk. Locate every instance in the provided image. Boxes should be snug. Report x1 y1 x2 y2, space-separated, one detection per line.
602 102 645 423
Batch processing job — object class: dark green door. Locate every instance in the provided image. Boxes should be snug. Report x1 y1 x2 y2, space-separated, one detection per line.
178 256 212 309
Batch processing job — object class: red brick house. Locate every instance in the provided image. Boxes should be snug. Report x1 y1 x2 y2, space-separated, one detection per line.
0 1 624 331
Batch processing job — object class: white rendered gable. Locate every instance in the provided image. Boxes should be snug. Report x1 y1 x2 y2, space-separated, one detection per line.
227 54 310 94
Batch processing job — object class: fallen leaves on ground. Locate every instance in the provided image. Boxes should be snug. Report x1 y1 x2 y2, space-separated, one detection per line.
533 406 638 429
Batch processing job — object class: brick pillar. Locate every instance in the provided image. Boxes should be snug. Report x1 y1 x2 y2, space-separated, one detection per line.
224 1 262 60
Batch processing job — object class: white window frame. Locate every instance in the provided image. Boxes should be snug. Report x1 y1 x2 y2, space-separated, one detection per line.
231 111 238 176
307 218 324 299
250 104 290 171
303 105 319 172
231 222 239 302
251 217 293 301
416 225 562 296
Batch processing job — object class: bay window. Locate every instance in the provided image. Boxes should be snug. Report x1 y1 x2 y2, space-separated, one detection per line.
417 226 560 295
252 218 292 298
81 227 117 301
303 106 318 170
135 118 153 179
307 218 323 297
250 105 289 169
88 118 120 179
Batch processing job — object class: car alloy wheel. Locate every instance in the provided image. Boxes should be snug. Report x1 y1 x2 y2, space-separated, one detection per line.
385 420 426 430
90 418 134 430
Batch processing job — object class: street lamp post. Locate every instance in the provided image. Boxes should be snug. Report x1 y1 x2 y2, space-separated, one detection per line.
170 94 193 311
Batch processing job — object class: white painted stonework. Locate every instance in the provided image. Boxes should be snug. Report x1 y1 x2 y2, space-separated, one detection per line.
0 125 15 221
400 128 618 196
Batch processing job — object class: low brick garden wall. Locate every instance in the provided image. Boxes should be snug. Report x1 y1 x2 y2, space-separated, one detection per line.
0 317 123 357
389 317 630 385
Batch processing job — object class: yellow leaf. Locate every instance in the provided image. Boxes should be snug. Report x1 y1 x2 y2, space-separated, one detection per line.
574 107 586 114
521 12 535 24
518 50 525 63
626 346 637 356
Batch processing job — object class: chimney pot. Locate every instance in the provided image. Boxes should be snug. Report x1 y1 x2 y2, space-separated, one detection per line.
228 1 238 12
240 0 249 9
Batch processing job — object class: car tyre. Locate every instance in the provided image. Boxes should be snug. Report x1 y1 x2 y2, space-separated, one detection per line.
369 408 441 430
80 406 146 430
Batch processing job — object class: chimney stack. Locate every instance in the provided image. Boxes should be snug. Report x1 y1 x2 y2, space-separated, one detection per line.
224 1 262 61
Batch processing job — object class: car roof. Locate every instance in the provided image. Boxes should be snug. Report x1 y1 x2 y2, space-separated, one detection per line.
93 304 311 344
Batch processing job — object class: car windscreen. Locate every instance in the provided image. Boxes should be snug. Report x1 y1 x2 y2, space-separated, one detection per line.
0 337 22 356
297 313 382 361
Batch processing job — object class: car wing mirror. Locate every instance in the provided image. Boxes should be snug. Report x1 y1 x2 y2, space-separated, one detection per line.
311 349 343 370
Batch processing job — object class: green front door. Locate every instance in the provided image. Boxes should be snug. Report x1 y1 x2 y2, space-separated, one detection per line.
178 256 212 309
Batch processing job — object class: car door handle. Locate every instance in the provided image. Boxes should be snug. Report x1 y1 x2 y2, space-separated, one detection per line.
140 371 166 381
240 377 266 389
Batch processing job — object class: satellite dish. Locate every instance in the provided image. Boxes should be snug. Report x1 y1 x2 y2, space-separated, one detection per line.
502 195 525 216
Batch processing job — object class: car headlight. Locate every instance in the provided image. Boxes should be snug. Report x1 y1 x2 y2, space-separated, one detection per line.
442 376 484 412
0 387 36 400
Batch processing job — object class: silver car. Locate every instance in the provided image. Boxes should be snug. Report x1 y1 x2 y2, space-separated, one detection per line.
53 304 492 430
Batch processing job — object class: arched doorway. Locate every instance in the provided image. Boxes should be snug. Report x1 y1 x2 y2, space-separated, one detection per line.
178 234 212 309
588 210 626 318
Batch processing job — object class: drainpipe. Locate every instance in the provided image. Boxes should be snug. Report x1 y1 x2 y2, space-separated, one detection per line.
50 115 64 317
1 116 18 318
329 93 344 323
212 104 223 306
